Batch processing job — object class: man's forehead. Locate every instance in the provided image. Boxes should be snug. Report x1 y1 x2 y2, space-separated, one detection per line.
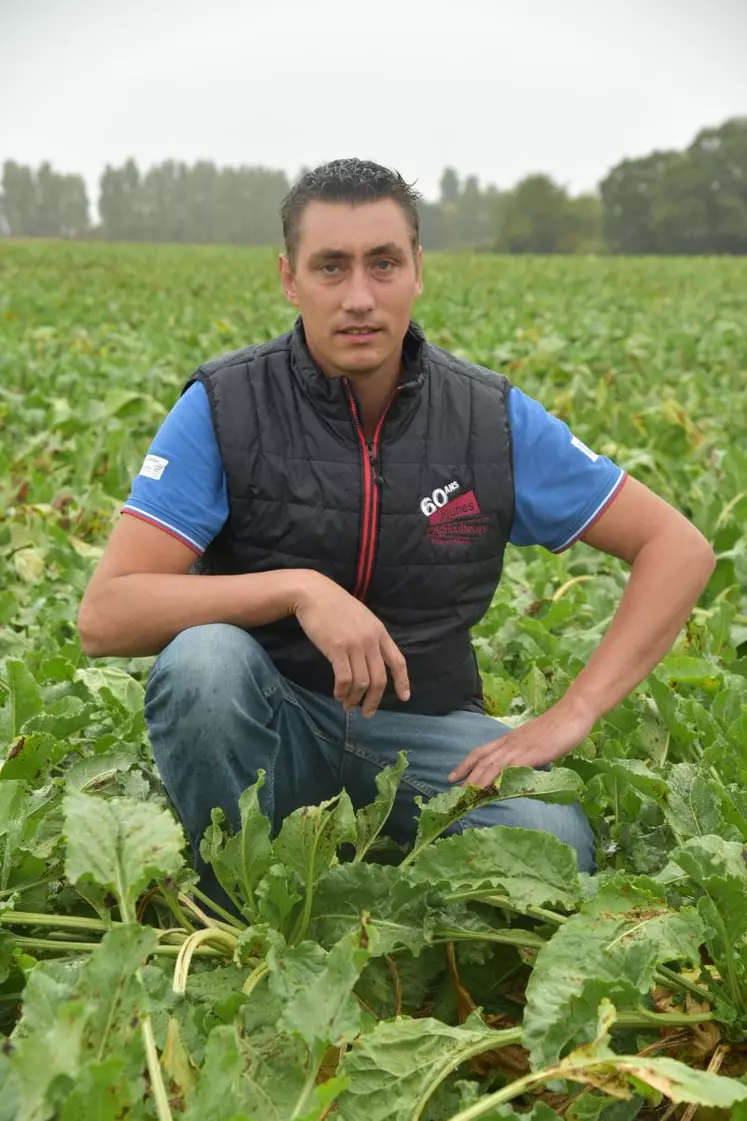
297 199 411 255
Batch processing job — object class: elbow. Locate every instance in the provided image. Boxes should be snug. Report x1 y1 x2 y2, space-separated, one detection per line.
77 597 108 658
695 533 717 578
687 530 717 593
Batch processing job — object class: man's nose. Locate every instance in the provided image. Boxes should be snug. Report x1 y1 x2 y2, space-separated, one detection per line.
341 266 375 313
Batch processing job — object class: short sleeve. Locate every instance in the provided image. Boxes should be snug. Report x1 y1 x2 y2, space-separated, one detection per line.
508 386 627 552
122 382 228 554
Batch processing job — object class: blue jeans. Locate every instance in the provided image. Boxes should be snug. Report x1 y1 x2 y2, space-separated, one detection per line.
144 624 595 900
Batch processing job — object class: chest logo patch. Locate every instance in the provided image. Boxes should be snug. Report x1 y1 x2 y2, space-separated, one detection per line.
420 481 490 545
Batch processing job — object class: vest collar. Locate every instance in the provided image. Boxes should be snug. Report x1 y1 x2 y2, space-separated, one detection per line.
289 317 429 415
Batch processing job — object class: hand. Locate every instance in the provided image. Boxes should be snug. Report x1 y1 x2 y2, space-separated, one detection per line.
291 572 410 718
448 701 595 788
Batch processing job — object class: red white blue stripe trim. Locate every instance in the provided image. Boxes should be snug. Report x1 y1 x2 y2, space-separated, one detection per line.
121 505 203 555
552 471 628 553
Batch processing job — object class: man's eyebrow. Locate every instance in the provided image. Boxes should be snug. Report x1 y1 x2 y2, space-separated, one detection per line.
308 243 406 264
308 248 352 263
365 242 406 258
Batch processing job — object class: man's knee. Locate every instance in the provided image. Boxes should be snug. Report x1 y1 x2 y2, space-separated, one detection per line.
144 624 275 726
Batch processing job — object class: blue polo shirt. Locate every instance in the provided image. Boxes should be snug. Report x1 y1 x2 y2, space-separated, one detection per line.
123 382 626 556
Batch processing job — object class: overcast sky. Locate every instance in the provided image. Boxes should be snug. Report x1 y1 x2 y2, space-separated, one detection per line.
2 0 746 206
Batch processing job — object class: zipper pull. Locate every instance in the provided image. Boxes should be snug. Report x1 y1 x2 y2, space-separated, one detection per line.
367 443 383 487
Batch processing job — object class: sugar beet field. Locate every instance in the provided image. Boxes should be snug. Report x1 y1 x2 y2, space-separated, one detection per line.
1 241 747 1120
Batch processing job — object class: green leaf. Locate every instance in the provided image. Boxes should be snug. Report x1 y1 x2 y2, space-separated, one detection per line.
1 732 68 785
63 790 184 918
255 862 303 936
659 655 722 685
671 835 747 1010
275 926 370 1049
5 924 156 1120
0 781 58 893
605 1055 747 1109
335 1013 515 1121
59 1057 141 1121
590 757 671 804
180 1025 252 1120
0 1053 21 1121
491 765 585 803
182 1022 327 1121
404 783 542 864
406 825 581 910
199 772 273 918
272 791 357 886
73 666 144 713
309 862 431 955
353 751 409 861
272 791 357 943
10 1001 91 1121
664 763 731 840
80 924 158 1055
522 877 705 1068
0 659 44 738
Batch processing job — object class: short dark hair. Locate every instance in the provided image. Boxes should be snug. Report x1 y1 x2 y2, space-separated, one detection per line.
281 158 422 264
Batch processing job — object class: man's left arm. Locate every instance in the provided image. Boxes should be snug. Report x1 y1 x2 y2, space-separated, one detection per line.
449 477 717 787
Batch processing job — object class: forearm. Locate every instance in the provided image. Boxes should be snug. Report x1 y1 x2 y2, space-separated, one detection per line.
560 529 716 724
78 568 317 658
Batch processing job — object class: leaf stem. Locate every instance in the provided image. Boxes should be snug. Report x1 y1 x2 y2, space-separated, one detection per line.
289 1045 326 1121
412 1027 523 1120
176 890 237 934
615 1009 716 1028
0 878 53 900
188 885 245 930
0 911 111 933
655 965 718 1006
431 927 546 950
442 890 568 926
290 814 334 946
114 892 174 1121
242 961 270 996
13 935 221 958
172 928 237 995
141 1010 174 1121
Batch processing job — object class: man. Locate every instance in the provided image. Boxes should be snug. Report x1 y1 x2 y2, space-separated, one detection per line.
78 159 715 889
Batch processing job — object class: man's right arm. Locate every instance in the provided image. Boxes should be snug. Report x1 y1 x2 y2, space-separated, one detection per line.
77 514 410 716
77 514 316 658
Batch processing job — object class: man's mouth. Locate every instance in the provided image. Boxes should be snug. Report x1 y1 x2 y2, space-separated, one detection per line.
339 327 381 335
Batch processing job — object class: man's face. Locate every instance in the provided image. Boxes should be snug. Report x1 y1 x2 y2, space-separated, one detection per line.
279 199 423 379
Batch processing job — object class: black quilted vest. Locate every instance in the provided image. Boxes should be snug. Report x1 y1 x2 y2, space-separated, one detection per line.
185 320 514 716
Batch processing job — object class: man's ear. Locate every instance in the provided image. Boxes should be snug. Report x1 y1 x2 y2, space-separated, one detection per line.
278 254 298 305
414 244 424 298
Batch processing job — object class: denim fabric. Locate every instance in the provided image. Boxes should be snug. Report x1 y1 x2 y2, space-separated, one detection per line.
144 624 596 901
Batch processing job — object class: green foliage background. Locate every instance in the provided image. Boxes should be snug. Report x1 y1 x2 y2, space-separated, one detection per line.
0 242 746 1119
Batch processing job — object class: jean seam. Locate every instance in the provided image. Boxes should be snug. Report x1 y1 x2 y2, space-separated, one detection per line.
263 677 341 747
343 738 440 801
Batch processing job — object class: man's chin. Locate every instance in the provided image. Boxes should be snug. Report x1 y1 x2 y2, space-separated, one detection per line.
333 341 388 375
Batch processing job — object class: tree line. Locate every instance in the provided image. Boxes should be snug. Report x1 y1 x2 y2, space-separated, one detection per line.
1 118 745 254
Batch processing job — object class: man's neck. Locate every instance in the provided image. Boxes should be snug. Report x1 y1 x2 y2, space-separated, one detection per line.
305 337 404 440
347 367 402 440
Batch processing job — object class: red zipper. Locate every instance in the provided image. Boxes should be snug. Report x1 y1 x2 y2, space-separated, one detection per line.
344 383 400 602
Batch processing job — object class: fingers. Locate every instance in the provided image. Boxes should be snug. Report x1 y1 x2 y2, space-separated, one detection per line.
448 741 495 782
360 647 388 719
331 652 354 706
381 636 410 703
467 756 504 788
342 649 371 712
332 634 409 718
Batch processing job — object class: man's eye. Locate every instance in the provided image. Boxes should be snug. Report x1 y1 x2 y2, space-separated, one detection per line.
375 260 394 270
320 263 341 275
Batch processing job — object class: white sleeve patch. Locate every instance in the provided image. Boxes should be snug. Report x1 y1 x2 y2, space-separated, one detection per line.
139 454 169 480
570 435 599 463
